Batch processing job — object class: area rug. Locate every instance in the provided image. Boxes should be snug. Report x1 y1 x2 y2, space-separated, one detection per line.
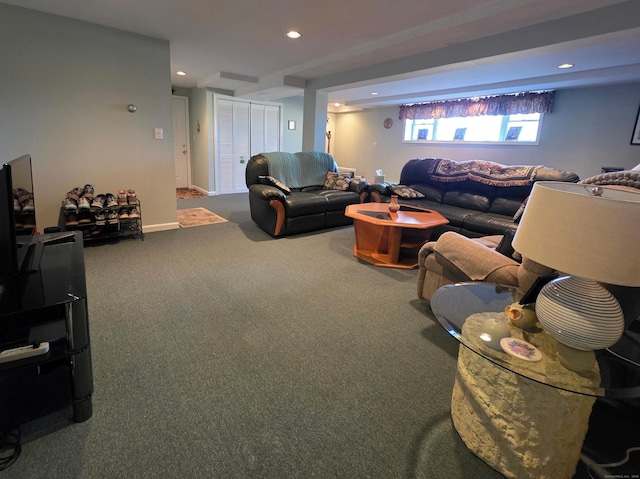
177 208 228 228
176 188 207 199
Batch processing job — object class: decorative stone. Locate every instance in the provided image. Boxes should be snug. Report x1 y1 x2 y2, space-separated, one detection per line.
505 302 538 330
450 313 600 479
478 317 511 350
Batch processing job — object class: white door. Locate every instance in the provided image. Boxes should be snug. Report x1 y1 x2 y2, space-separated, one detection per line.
250 104 280 155
217 99 250 194
172 96 190 188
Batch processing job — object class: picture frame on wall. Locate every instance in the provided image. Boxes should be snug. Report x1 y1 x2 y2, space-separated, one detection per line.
631 106 640 145
453 128 466 140
505 126 522 141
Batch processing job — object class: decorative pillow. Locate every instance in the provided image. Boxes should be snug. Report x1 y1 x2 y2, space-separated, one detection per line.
258 175 291 195
389 185 425 198
513 196 529 223
324 171 351 191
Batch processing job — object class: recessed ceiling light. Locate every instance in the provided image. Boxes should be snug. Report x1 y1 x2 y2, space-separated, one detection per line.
371 92 378 96
286 31 301 39
334 103 341 107
558 63 574 69
176 71 187 76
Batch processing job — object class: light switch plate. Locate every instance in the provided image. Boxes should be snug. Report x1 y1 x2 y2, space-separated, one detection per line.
154 128 164 140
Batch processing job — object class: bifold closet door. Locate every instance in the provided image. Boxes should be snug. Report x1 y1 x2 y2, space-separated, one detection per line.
250 103 280 155
217 99 250 194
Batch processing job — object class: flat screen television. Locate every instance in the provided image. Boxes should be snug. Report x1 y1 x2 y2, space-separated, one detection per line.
0 155 37 280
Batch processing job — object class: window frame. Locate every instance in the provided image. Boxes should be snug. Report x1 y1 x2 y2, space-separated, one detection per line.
402 113 543 146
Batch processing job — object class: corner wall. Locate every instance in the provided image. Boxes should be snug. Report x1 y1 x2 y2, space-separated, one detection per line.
332 83 640 182
0 4 176 231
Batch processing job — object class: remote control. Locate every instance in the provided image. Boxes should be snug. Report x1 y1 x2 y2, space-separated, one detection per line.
0 342 50 363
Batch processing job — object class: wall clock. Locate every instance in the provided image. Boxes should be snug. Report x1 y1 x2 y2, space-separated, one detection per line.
383 118 393 129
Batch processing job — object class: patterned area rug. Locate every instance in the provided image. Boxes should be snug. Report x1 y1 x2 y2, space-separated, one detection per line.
177 188 206 199
177 208 228 228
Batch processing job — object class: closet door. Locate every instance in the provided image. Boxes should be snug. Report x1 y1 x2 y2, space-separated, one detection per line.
217 98 250 194
250 104 280 155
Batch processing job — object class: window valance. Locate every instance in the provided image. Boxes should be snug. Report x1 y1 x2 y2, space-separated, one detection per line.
398 91 555 120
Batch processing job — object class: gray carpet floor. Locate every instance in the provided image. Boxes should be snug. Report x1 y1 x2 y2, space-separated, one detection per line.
3 193 621 478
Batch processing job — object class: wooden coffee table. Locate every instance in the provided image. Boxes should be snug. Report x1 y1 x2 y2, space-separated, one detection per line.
345 203 448 269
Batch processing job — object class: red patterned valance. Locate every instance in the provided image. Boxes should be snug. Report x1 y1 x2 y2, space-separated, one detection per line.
399 91 555 120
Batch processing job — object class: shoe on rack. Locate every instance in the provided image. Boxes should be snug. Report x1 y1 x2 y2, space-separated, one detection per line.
20 197 35 212
106 208 119 225
22 214 35 229
13 198 21 213
67 187 83 202
117 190 128 206
94 209 107 226
91 194 106 210
127 189 137 205
78 197 91 210
78 209 92 224
62 196 78 211
119 206 130 219
15 188 35 212
105 193 118 208
65 212 79 226
82 184 95 199
128 206 140 219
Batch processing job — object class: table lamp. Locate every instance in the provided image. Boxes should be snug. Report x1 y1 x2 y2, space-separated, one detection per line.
512 182 640 372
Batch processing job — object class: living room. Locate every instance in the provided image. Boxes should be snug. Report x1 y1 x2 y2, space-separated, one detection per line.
1 2 639 478
2 2 640 233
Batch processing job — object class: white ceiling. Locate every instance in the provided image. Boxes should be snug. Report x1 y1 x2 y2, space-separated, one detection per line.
5 0 640 112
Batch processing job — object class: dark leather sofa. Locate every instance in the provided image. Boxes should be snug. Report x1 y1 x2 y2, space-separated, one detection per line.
370 158 579 238
246 151 368 237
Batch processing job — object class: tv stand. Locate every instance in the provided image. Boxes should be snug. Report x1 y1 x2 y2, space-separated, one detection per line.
0 231 93 431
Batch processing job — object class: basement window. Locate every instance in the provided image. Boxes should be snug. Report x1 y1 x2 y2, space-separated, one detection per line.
403 113 542 145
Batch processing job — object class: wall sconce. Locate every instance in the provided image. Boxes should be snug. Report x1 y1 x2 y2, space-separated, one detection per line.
127 104 137 113
287 120 296 130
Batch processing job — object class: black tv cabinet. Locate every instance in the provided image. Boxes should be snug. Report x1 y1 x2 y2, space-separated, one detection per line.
0 231 93 431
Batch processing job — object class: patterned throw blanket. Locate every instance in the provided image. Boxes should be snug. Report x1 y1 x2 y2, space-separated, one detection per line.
262 151 337 188
429 159 542 187
580 170 640 191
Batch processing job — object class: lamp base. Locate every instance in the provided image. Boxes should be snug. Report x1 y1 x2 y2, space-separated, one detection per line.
535 276 624 350
556 342 596 374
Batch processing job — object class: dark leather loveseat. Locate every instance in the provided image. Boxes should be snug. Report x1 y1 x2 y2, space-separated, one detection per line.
370 158 579 238
246 151 368 237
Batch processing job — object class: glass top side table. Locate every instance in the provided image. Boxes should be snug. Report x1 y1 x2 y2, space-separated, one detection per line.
429 282 640 479
430 282 640 398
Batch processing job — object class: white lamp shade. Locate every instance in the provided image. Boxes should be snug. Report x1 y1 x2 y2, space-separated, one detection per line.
512 182 640 287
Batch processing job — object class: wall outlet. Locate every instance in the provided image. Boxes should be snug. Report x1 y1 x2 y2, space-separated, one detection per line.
154 128 164 140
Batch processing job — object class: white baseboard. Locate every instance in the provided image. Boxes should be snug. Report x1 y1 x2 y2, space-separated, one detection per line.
143 222 180 233
190 185 215 196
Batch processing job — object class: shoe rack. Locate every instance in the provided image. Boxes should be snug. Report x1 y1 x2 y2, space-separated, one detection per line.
58 190 144 242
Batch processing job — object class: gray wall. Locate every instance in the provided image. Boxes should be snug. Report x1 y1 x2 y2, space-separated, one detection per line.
187 88 212 192
280 96 304 154
331 84 640 182
0 4 176 231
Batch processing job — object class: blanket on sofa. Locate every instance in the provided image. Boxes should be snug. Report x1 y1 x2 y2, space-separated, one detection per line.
262 151 336 188
580 170 640 191
430 159 542 187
